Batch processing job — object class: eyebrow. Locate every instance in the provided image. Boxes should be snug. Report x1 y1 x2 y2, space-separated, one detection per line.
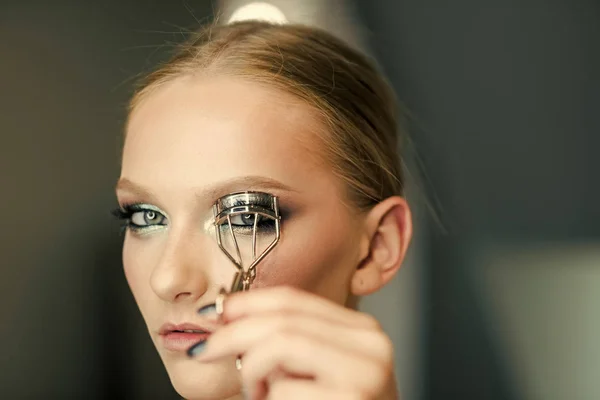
203 176 298 200
115 175 297 204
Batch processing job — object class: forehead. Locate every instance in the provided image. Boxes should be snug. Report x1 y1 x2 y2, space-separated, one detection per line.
123 75 326 195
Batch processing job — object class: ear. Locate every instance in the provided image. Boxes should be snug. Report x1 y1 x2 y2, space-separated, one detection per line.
351 196 413 296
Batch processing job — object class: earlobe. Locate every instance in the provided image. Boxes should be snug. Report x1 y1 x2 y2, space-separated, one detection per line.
351 197 412 296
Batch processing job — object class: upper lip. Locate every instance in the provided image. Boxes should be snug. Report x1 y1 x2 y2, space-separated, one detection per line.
159 322 212 335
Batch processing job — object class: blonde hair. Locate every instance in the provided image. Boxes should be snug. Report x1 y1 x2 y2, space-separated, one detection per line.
128 21 406 210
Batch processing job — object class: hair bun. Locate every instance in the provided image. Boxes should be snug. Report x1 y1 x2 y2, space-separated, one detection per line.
228 2 288 24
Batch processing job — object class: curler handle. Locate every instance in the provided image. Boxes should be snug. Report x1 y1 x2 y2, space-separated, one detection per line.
230 271 245 293
229 271 253 293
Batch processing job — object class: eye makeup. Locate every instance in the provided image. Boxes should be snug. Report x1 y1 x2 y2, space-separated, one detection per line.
112 203 168 234
112 191 294 237
215 192 284 233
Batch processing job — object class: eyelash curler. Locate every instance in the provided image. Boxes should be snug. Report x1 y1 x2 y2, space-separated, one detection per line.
212 191 282 369
213 191 281 293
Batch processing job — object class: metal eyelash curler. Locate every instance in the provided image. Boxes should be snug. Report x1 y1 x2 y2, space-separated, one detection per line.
213 191 281 293
212 191 282 368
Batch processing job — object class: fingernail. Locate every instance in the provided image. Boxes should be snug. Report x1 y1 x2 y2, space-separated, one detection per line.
187 340 207 357
197 303 216 315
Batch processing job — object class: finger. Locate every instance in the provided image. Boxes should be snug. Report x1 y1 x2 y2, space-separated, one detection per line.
263 380 365 400
193 312 392 363
223 286 380 330
241 332 388 400
253 368 312 400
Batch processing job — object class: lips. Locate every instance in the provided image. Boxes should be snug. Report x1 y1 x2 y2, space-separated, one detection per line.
159 323 212 352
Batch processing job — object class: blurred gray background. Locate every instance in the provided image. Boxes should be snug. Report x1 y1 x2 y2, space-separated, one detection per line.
1 0 598 399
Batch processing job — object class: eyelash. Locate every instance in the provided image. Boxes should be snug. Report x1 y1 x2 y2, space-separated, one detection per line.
232 198 273 208
111 203 168 234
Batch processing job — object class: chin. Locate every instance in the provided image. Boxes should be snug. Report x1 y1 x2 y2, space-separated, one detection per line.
160 352 241 400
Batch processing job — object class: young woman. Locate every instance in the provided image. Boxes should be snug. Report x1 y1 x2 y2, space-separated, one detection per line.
114 19 412 400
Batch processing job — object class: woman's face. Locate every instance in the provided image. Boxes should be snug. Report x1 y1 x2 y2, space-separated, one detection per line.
116 75 365 399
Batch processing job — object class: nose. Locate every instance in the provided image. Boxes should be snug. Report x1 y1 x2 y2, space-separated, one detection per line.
150 229 210 303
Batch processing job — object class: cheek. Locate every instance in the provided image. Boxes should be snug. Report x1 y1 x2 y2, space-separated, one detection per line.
251 215 359 303
122 235 156 308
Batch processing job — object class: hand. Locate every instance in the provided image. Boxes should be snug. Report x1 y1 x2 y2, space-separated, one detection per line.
191 286 399 400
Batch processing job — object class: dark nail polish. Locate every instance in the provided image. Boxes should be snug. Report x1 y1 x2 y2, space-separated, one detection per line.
187 340 207 357
197 303 216 315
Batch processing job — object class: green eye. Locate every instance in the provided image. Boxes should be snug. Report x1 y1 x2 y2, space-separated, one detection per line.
229 213 263 226
131 209 166 227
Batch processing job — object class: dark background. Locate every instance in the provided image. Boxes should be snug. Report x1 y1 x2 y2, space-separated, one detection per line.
1 1 598 399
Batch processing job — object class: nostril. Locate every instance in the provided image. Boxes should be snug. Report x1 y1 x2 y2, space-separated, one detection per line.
174 292 193 301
